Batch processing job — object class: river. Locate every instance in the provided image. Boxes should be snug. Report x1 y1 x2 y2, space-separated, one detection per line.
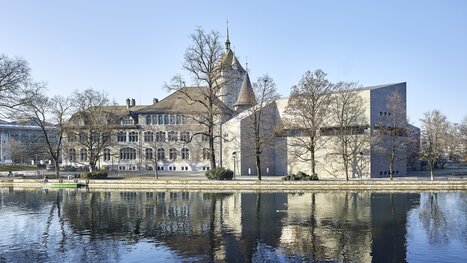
0 188 465 262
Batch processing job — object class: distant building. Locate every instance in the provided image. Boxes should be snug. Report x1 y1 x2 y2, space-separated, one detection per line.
0 119 52 164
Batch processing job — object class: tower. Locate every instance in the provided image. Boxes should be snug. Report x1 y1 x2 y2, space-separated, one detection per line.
219 24 246 110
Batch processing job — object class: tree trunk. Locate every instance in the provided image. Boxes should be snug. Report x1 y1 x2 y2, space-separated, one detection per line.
54 159 60 179
310 140 316 176
209 136 216 169
256 153 262 180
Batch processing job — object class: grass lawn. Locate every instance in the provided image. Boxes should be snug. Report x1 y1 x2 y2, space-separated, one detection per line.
0 165 36 172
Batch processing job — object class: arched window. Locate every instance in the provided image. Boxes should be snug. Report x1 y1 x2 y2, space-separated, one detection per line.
144 131 154 142
120 147 136 160
181 148 189 160
157 148 165 160
145 148 153 160
202 148 210 160
128 131 138 142
103 148 111 161
68 148 76 162
120 116 134 125
169 148 177 160
117 131 126 142
156 131 166 142
80 148 88 162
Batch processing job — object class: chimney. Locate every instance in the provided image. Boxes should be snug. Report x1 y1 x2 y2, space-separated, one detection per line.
153 98 159 104
131 98 135 107
126 98 131 109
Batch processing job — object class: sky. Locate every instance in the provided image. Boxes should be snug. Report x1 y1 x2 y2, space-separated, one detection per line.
1 0 466 125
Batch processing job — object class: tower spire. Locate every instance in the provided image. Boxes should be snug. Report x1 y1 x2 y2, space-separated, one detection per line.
225 20 231 50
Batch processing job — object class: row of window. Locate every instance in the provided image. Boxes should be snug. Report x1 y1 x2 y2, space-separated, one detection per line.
68 131 208 143
67 147 211 162
116 131 195 142
67 131 111 143
145 114 186 125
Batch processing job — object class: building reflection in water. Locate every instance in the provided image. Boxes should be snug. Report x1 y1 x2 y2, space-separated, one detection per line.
6 188 465 262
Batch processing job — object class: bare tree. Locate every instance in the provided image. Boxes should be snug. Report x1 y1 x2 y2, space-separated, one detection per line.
373 90 413 180
67 89 117 172
243 75 280 180
443 121 463 165
5 139 26 164
17 93 72 178
420 110 449 180
328 82 368 181
0 54 43 116
166 28 233 169
284 70 335 176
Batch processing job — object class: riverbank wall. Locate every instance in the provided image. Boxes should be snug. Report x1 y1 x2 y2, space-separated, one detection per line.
2 178 467 191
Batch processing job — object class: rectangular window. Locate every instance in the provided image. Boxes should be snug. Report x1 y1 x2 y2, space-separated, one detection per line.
168 131 178 142
180 131 190 142
158 115 163 125
164 115 169 125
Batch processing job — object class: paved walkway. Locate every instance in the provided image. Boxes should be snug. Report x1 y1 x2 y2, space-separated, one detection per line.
1 169 466 181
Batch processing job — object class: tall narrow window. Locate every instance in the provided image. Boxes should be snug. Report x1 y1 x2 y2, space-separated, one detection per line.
103 148 111 161
117 131 126 142
202 148 210 160
169 148 177 160
181 148 189 160
146 115 152 125
156 131 166 142
69 148 76 162
157 148 165 160
145 148 153 160
80 148 88 162
158 115 164 125
129 131 138 142
144 131 154 142
164 115 169 125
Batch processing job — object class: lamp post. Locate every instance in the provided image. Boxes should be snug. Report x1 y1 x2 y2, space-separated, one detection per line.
232 151 237 180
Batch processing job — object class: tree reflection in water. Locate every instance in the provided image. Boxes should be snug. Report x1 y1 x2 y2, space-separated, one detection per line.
1 189 466 262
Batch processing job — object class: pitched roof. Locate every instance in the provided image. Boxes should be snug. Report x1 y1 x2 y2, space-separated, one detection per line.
220 49 245 73
136 87 232 115
234 73 256 107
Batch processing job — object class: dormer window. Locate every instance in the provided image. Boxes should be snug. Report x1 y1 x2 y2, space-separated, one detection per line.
121 116 134 125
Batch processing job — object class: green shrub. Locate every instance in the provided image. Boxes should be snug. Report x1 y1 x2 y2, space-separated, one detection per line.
205 167 234 180
282 171 318 181
80 171 108 179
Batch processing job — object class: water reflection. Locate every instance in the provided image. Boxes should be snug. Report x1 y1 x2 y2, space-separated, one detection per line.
0 188 466 263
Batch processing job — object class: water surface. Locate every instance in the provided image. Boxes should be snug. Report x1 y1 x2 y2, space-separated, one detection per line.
0 189 465 262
